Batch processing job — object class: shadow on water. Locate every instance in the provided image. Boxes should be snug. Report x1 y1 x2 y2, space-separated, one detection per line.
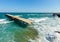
13 19 29 28
13 24 38 42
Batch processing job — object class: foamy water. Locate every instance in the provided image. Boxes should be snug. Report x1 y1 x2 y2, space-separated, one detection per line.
29 16 60 42
0 19 13 24
0 14 60 42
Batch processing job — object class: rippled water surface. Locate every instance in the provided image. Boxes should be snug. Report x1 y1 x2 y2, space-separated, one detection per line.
0 13 60 42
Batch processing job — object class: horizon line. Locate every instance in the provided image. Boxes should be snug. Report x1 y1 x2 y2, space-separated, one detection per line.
0 12 60 13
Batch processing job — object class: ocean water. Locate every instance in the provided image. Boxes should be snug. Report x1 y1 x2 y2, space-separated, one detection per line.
0 13 60 42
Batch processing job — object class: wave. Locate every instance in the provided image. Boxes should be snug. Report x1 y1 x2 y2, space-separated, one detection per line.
0 19 13 24
29 17 48 22
29 17 60 42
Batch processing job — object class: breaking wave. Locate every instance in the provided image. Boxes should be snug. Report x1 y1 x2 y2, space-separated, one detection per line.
29 17 60 42
29 17 48 22
0 19 13 24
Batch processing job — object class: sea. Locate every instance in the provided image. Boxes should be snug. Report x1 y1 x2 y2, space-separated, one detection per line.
0 12 60 42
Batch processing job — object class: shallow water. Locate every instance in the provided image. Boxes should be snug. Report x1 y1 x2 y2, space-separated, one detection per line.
0 13 60 42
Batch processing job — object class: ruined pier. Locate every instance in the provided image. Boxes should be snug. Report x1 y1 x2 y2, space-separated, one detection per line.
53 13 60 17
5 14 32 27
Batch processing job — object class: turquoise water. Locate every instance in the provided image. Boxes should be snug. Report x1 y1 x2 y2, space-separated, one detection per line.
0 13 60 42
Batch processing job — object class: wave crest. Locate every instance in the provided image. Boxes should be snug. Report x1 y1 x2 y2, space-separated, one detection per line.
0 19 13 24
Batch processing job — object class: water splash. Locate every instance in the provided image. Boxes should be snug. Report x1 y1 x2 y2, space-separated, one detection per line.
29 17 60 42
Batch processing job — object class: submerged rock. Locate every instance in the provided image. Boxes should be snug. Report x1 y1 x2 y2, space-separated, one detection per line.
55 31 60 34
53 13 60 17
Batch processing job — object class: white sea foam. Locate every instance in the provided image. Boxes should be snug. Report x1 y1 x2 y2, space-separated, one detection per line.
29 17 60 42
29 17 48 22
0 19 13 24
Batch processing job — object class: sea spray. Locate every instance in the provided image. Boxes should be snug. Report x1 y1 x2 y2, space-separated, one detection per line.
29 17 60 42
